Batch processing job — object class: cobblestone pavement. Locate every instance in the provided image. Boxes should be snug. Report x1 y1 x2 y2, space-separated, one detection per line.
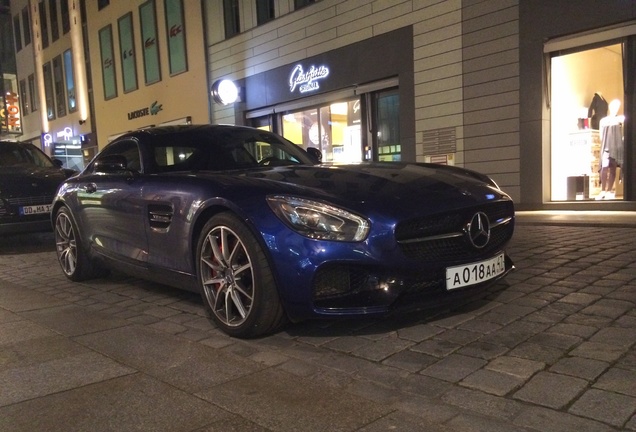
0 221 635 431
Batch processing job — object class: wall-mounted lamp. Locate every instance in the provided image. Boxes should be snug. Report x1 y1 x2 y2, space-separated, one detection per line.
79 119 86 125
211 79 241 105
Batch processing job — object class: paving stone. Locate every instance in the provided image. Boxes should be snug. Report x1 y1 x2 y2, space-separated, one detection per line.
558 292 602 305
420 354 487 383
460 368 525 396
322 335 372 353
513 371 588 409
382 349 437 373
569 388 636 428
197 368 392 432
508 342 565 364
442 387 524 421
580 299 634 319
526 332 582 350
0 373 230 432
457 341 509 360
549 356 609 380
594 368 636 397
433 328 482 345
396 323 444 342
486 356 545 379
456 318 502 334
357 410 454 432
589 326 636 348
411 338 461 358
547 322 599 338
351 337 414 362
514 405 615 432
446 412 531 432
569 341 628 362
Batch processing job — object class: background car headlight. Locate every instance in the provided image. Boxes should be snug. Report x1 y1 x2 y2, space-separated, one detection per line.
267 196 370 241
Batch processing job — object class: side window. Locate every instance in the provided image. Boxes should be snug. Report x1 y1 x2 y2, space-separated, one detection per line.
153 145 198 171
94 140 142 173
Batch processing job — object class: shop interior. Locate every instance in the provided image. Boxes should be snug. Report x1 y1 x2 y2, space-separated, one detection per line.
550 43 625 201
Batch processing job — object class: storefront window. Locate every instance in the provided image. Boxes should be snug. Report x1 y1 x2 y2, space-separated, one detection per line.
550 43 625 201
43 62 55 120
118 13 138 93
165 0 187 75
375 90 400 161
63 50 76 112
53 55 67 118
140 0 161 85
281 99 362 163
99 25 118 100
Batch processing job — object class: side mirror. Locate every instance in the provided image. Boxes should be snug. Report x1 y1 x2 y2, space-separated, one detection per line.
52 158 64 168
306 147 322 163
93 155 129 173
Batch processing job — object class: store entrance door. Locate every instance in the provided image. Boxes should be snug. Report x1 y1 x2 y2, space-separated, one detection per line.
279 99 363 163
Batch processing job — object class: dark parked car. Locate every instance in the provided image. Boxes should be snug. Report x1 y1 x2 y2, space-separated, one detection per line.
52 125 515 338
0 140 75 235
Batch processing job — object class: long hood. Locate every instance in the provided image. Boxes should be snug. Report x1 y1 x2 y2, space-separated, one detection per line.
221 162 510 215
0 167 66 197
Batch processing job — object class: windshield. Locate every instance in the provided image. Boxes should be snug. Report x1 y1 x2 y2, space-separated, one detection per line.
149 127 315 173
0 142 55 168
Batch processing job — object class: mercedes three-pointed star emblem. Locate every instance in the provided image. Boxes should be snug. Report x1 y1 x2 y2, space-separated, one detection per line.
466 212 491 249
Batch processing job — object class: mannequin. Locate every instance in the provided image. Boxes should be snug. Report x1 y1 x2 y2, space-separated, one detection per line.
597 99 625 199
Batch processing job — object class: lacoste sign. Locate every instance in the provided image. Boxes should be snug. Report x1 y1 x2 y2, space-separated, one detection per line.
127 101 163 120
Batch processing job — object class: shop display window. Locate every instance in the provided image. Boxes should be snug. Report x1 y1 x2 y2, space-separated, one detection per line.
550 43 626 201
281 99 362 163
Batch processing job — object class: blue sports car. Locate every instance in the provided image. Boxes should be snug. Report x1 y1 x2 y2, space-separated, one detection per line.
52 125 514 338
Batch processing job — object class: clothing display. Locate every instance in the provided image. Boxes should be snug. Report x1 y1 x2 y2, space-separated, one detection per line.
587 92 608 130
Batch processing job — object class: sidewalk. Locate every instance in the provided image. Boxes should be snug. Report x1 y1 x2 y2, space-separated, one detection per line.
0 216 634 431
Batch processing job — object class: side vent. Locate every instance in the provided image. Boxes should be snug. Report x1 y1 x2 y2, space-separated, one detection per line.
148 204 173 230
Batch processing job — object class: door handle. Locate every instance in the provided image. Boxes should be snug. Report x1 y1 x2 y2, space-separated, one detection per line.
85 183 97 193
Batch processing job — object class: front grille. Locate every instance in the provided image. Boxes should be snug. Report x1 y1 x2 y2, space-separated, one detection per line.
396 200 514 261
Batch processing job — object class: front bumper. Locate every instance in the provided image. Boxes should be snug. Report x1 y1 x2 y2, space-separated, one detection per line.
309 253 515 316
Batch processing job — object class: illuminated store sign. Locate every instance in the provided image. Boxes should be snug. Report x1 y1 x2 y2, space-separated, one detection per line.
289 64 329 94
127 101 163 120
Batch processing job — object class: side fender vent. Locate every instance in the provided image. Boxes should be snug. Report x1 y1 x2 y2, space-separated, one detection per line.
148 204 173 230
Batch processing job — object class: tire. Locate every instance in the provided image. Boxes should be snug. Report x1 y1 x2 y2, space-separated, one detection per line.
54 206 108 281
196 212 287 338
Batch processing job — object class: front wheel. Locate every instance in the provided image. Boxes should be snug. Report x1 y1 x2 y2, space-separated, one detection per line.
54 206 107 281
196 213 286 338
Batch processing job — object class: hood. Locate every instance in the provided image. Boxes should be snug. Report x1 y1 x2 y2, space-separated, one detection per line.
232 162 509 215
0 166 67 198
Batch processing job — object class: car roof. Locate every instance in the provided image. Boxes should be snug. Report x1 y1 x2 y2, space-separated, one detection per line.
120 124 261 139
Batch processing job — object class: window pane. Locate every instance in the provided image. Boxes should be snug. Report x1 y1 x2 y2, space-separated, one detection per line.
118 13 138 92
63 49 76 112
49 0 59 42
139 0 161 85
223 0 239 39
28 74 38 112
98 0 110 11
39 1 48 48
294 0 315 10
13 15 22 51
43 62 55 120
22 7 31 46
256 0 275 25
165 0 187 75
99 25 118 100
53 55 66 117
20 79 29 115
376 91 400 161
61 0 70 34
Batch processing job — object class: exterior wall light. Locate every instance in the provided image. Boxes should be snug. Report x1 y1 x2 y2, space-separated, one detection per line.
211 79 240 105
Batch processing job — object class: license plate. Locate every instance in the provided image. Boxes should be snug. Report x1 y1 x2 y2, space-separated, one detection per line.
446 253 506 290
19 204 52 215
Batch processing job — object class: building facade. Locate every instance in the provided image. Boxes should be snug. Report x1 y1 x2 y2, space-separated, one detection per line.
6 0 636 211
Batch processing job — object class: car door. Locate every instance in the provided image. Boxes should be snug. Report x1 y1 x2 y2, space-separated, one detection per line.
76 139 149 266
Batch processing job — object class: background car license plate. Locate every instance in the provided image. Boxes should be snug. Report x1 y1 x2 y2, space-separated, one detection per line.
20 204 52 215
446 253 506 290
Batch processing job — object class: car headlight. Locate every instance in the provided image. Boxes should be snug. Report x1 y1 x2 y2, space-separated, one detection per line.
267 196 370 242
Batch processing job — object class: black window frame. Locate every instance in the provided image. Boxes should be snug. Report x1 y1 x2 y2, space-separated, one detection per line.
49 0 59 42
256 0 275 26
22 7 32 46
13 14 22 52
38 1 49 48
223 0 240 39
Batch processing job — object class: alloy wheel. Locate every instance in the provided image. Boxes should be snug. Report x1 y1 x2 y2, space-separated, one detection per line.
55 212 77 276
200 225 254 327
